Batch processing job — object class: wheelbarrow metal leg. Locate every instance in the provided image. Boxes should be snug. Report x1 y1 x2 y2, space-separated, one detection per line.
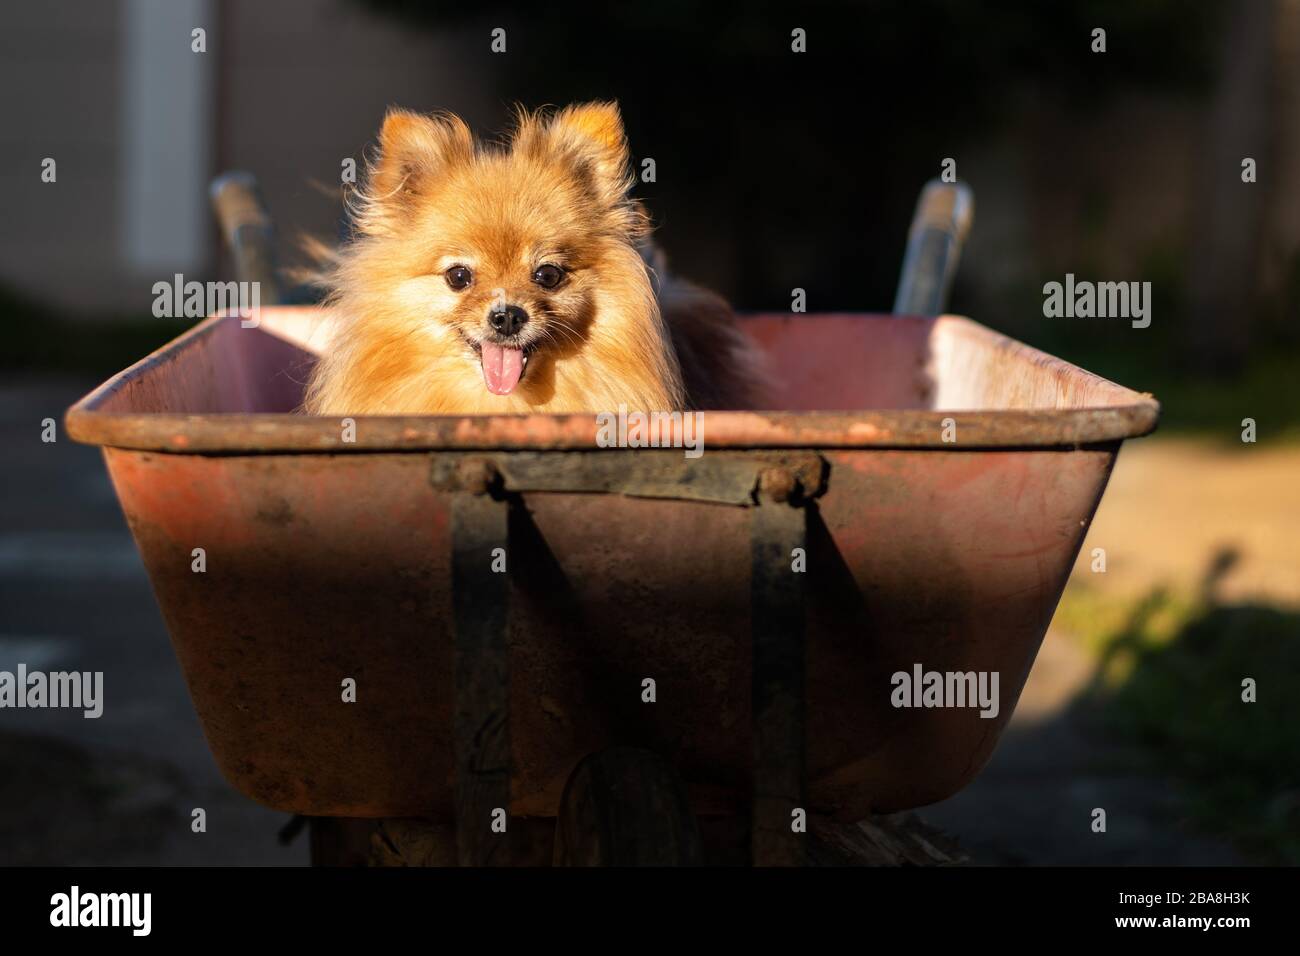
750 472 808 866
451 470 511 866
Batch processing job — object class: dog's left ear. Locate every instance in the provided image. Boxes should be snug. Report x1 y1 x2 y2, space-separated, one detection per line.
519 101 633 206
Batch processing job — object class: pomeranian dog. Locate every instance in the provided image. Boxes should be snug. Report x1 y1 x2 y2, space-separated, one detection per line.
302 101 764 415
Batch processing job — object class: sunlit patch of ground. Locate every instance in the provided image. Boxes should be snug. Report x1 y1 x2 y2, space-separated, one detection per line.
1052 437 1300 862
1071 437 1300 608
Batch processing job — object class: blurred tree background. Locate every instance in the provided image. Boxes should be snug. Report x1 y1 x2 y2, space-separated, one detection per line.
7 0 1299 435
356 0 1300 416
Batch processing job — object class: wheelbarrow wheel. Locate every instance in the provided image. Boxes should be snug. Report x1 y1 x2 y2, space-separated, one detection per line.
553 747 704 866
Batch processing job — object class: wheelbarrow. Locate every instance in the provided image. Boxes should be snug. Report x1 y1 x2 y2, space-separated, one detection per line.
65 176 1158 865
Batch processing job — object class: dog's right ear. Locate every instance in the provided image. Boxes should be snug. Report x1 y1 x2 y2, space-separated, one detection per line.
361 108 472 229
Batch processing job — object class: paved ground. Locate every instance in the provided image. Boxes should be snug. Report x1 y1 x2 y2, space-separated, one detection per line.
922 634 1246 865
1068 436 1300 607
0 376 306 865
1 376 1286 865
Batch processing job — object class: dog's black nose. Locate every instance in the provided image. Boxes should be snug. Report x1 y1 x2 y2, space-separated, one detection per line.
489 305 529 337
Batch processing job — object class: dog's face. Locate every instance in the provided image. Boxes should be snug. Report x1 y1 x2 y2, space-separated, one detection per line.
340 102 651 399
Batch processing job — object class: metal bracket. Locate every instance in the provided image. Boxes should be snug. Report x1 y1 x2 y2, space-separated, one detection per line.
432 450 826 507
450 460 511 866
750 468 808 866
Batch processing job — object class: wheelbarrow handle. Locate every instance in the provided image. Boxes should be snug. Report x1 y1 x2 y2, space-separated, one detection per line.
209 171 283 305
892 179 974 317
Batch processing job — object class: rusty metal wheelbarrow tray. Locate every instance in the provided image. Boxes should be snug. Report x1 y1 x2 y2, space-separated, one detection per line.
65 304 1157 836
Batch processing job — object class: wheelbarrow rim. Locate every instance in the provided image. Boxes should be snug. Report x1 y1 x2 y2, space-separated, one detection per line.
65 309 1159 454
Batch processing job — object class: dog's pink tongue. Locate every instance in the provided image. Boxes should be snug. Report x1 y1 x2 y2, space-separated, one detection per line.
480 341 524 395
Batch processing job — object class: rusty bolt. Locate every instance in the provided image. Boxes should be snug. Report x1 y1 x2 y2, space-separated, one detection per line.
758 467 799 503
457 457 499 495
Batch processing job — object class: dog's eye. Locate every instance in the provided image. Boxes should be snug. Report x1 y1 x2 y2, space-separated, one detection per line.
445 265 473 291
532 264 564 289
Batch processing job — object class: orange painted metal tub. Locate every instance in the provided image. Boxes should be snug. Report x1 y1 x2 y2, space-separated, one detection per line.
66 307 1157 822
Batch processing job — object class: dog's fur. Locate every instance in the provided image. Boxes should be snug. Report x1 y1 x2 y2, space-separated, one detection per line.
302 102 764 415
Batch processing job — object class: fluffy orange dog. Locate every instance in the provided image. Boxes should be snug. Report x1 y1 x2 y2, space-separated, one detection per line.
303 102 763 415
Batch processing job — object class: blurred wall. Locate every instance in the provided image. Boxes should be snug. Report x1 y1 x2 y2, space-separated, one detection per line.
2 0 1297 367
0 3 124 313
0 0 499 316
122 0 214 279
214 0 500 295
